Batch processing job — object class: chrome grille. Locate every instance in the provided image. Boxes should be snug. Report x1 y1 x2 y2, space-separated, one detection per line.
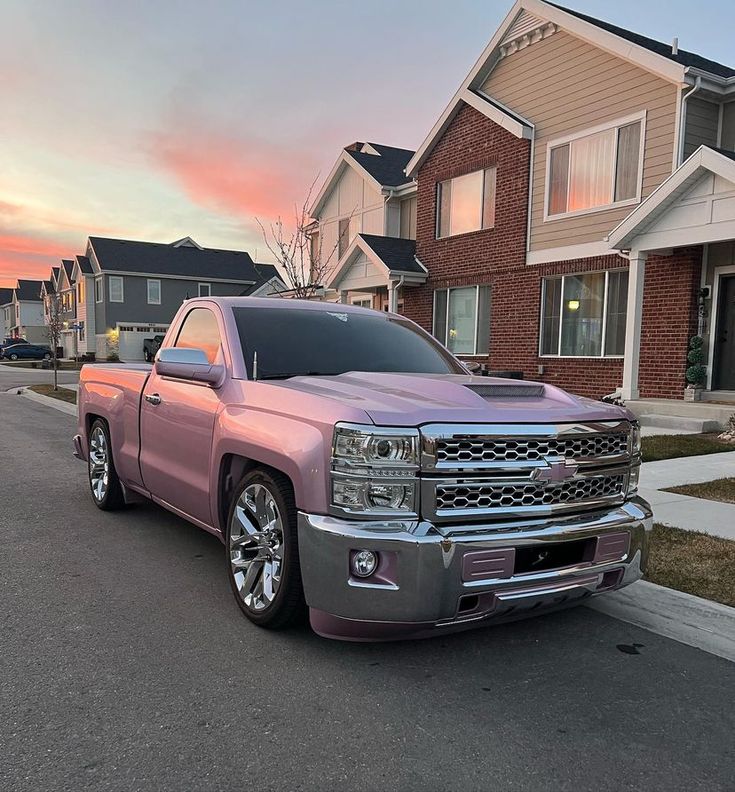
436 433 628 465
435 474 626 513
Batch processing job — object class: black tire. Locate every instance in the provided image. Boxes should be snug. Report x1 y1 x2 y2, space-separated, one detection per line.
43 353 51 360
226 468 306 630
9 353 18 361
88 418 126 511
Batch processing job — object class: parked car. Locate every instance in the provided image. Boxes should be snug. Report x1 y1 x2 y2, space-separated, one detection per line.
75 298 651 641
143 334 165 362
1 343 52 361
1 337 29 354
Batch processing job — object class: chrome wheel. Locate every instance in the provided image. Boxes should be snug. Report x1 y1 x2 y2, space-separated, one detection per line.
89 425 109 502
229 483 284 612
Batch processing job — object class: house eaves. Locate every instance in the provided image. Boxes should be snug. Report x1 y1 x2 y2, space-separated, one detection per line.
309 151 386 218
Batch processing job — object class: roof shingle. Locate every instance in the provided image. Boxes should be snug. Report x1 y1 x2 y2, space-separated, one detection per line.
345 143 415 188
358 234 426 274
15 280 44 301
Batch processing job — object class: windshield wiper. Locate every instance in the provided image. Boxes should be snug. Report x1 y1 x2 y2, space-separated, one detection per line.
257 371 334 380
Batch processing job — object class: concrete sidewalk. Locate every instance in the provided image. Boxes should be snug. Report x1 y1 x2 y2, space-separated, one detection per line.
640 451 735 540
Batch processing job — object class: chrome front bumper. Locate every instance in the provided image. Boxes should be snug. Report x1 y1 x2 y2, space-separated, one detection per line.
297 496 652 641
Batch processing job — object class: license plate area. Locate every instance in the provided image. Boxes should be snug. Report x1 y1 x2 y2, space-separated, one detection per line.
514 537 596 575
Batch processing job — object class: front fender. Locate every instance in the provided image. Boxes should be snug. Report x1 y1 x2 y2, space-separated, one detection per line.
212 405 336 532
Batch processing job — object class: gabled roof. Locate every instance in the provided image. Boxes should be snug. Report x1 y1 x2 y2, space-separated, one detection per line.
344 143 415 189
608 146 735 250
358 234 426 275
406 0 733 177
75 255 93 274
87 236 261 283
310 142 416 217
0 287 14 306
548 2 735 79
61 259 74 280
51 266 60 283
15 279 44 301
328 234 427 291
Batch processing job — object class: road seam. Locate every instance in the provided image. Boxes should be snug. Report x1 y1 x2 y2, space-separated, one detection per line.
587 580 735 663
17 387 77 417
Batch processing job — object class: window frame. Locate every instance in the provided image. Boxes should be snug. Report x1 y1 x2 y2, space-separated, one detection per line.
435 166 497 240
538 269 628 359
432 285 490 357
95 278 103 303
147 278 162 305
197 283 211 298
543 111 647 222
108 276 124 303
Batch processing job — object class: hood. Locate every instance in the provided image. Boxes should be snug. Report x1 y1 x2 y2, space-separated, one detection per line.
270 372 631 427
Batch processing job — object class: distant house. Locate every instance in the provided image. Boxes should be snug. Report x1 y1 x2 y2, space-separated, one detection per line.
10 280 46 343
1 287 14 339
73 236 285 361
309 142 426 310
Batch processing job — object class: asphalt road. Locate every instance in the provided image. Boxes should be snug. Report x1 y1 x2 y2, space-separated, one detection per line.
1 394 734 792
0 362 81 391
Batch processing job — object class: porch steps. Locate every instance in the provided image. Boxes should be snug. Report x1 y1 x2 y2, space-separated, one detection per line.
626 398 734 432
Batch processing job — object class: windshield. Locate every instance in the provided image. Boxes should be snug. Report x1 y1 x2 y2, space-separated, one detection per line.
233 306 465 379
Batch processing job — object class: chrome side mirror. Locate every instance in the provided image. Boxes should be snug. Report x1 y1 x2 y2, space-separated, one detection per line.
155 347 224 385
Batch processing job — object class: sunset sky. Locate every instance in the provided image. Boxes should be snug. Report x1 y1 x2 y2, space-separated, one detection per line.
0 0 731 288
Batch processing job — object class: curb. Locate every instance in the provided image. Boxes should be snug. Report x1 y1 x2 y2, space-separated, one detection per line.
587 579 735 663
18 387 78 417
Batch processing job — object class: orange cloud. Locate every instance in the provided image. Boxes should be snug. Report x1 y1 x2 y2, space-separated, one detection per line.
0 232 72 287
149 127 318 222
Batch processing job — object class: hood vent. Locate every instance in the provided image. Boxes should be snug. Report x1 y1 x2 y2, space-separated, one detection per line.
463 383 545 398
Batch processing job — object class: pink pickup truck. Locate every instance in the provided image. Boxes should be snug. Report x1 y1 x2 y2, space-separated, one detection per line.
75 297 651 641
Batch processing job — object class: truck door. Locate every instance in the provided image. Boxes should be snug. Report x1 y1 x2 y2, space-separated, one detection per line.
139 306 224 526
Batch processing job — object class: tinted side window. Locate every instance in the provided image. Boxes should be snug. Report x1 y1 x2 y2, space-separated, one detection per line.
174 308 222 363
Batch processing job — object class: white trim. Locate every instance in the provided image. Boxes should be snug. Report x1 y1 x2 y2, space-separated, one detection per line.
108 276 124 303
460 89 533 139
147 278 162 305
436 166 497 239
608 146 735 250
707 263 735 390
197 283 211 297
248 275 288 297
327 235 427 291
171 236 203 249
432 285 489 355
89 270 254 285
620 252 646 401
543 111 647 222
672 87 684 171
95 277 103 304
350 295 373 308
526 240 618 266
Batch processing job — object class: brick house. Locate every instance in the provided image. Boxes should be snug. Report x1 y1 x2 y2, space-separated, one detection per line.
401 0 735 402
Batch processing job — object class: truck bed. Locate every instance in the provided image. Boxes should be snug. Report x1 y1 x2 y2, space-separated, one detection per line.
78 363 153 490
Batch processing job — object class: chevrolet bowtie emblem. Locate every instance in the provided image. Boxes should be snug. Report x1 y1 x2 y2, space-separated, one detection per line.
532 459 579 484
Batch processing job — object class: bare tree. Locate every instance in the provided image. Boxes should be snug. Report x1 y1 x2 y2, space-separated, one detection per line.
45 291 63 391
256 177 348 300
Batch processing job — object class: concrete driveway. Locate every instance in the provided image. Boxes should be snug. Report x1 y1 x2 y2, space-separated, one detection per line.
1 394 734 792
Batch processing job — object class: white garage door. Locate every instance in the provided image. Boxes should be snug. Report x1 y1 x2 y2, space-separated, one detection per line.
117 324 169 362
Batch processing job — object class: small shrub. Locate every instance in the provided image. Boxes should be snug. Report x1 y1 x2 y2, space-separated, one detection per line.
685 335 707 386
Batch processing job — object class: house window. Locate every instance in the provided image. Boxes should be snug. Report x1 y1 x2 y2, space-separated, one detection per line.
147 279 161 305
436 167 496 238
77 279 85 303
108 276 124 303
540 270 629 357
198 283 211 297
95 278 103 303
433 285 491 355
546 115 644 218
351 296 372 309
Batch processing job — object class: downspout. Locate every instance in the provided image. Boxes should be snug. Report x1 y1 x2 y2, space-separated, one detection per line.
525 122 536 261
389 275 405 313
678 75 702 165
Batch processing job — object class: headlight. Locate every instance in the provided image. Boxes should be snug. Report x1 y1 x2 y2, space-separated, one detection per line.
630 421 641 458
331 424 419 516
333 424 419 468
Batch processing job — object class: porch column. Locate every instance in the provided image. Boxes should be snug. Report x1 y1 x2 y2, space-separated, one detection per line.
620 251 647 401
339 290 348 304
387 281 396 313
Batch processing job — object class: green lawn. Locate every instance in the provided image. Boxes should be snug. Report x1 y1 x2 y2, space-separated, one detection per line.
28 384 77 404
663 477 735 505
641 433 735 462
646 523 735 607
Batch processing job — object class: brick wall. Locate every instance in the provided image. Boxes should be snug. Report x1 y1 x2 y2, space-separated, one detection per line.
402 102 701 400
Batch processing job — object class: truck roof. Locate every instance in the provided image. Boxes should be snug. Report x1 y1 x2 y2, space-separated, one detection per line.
190 296 394 316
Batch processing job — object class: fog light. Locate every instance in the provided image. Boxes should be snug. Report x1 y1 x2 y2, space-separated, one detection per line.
351 549 378 578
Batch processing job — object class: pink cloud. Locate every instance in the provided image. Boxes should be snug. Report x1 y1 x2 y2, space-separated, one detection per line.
0 232 72 287
149 126 319 222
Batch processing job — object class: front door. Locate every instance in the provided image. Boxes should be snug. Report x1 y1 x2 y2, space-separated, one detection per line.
139 306 224 526
714 275 735 390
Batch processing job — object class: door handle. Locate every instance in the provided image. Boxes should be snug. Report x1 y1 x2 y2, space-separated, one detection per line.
144 393 161 405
